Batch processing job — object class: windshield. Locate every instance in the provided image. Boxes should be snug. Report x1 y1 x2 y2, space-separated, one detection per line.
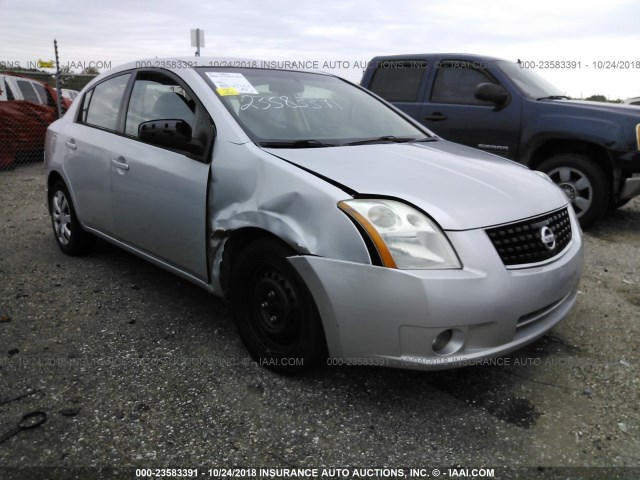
496 61 566 99
199 68 430 146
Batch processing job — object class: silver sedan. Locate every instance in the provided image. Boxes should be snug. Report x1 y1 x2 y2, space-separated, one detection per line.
45 58 583 373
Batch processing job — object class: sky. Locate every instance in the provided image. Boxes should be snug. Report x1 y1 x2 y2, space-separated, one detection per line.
1 0 639 100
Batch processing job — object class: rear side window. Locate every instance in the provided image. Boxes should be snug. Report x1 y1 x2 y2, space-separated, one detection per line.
367 61 426 102
16 80 41 104
82 74 131 131
32 82 48 105
430 62 496 105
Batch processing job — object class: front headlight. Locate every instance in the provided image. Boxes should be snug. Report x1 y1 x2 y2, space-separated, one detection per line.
338 199 461 270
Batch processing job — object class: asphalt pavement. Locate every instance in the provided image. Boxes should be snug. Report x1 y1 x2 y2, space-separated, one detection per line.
1 164 639 480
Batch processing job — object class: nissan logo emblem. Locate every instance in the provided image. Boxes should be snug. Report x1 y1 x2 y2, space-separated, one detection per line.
540 226 556 250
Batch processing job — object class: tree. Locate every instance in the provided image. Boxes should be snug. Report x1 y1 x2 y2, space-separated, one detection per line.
82 66 100 75
57 64 73 87
584 95 608 102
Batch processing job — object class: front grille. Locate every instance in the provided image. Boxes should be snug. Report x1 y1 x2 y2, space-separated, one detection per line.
485 207 572 266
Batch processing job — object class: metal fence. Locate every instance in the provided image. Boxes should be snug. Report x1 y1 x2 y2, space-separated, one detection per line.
0 72 96 170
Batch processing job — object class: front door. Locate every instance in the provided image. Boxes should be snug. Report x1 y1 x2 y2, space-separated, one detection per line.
110 70 213 281
421 60 521 160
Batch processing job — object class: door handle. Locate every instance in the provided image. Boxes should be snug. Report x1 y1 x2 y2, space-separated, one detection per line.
423 113 448 122
111 157 129 171
65 140 77 150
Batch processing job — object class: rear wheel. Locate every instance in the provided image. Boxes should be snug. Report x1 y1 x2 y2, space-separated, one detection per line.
49 181 94 255
230 239 326 374
538 154 610 228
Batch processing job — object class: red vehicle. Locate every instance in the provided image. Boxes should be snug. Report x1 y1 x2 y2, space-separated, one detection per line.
0 72 70 169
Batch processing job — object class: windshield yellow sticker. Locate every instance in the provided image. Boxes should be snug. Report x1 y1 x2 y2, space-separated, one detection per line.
206 72 259 95
216 87 239 96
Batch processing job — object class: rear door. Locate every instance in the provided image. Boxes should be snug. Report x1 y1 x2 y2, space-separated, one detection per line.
421 60 521 159
65 72 132 235
110 70 214 281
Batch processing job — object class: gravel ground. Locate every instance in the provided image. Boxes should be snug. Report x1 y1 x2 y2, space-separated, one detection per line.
0 164 639 480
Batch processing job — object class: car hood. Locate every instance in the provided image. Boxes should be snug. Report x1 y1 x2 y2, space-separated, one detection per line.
265 140 568 230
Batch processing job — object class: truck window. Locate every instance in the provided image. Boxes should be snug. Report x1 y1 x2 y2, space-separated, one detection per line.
430 62 495 105
16 80 42 104
7 85 15 100
367 61 426 102
32 82 49 105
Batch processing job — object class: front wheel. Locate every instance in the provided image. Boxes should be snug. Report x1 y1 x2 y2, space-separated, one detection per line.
538 154 610 229
230 239 326 374
49 180 94 255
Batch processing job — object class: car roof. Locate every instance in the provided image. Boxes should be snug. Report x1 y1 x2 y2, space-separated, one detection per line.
368 53 509 63
79 57 339 95
108 57 331 75
0 71 48 83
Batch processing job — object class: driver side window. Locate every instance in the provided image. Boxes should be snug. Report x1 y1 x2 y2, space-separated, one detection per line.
430 62 496 105
125 72 196 138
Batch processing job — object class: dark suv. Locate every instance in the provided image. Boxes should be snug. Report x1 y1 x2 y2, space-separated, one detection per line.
361 54 640 227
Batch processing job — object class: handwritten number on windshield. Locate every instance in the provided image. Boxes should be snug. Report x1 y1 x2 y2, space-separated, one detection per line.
240 95 343 111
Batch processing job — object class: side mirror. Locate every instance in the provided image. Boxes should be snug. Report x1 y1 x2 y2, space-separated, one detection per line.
138 119 202 154
474 83 510 110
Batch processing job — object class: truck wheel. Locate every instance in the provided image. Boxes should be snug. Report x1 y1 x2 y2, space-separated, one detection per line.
230 238 326 374
538 154 610 228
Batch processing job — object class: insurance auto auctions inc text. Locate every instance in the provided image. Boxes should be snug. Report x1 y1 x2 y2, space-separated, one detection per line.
201 467 495 478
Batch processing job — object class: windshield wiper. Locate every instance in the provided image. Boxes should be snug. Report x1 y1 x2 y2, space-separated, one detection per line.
260 136 435 148
537 95 571 100
259 139 335 148
343 136 421 146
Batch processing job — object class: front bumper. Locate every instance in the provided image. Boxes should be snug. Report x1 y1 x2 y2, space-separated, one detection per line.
614 149 640 199
290 214 583 371
619 174 640 200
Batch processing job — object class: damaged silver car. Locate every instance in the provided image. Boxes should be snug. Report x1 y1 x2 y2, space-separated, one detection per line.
45 58 583 373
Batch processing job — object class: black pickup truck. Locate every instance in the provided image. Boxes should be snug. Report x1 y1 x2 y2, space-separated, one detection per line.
360 54 640 227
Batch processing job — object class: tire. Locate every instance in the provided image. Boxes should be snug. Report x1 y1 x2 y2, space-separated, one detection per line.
49 181 94 255
538 154 610 229
230 238 326 374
